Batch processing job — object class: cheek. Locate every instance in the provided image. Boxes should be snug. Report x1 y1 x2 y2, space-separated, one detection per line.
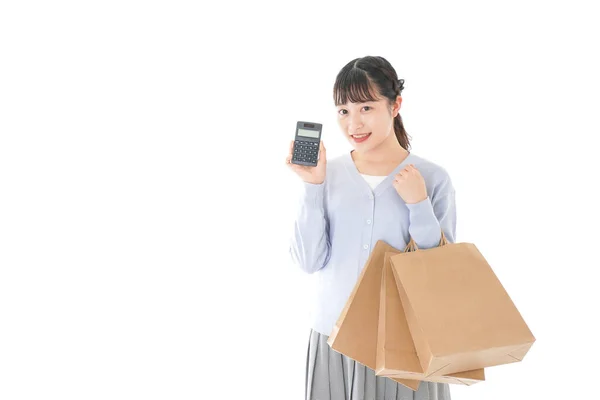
369 118 385 135
373 116 392 134
368 113 383 126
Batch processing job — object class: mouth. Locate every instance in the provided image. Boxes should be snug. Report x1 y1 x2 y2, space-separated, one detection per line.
351 132 372 142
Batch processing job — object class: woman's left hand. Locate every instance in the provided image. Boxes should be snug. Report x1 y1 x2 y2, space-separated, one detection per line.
392 164 428 204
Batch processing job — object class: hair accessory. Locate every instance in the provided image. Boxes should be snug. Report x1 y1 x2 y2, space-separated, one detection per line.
397 78 405 94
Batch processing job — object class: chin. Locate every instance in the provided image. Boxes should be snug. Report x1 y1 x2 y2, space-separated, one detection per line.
353 137 383 151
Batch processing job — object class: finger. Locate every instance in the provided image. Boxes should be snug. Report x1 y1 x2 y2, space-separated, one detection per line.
287 153 300 168
319 141 326 160
287 160 302 172
289 140 295 155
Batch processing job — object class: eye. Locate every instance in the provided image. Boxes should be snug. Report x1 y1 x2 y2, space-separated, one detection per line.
338 106 371 115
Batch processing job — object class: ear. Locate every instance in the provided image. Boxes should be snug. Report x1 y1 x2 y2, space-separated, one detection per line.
393 95 402 117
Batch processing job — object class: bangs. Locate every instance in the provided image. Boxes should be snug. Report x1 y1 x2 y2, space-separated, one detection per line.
333 68 382 106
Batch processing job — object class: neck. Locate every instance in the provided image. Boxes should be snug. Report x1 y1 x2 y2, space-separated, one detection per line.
351 130 409 164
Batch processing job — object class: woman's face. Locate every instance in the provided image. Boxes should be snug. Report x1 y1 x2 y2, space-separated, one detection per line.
336 95 401 153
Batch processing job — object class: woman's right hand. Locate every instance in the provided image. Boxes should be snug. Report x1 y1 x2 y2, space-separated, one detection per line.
286 140 327 184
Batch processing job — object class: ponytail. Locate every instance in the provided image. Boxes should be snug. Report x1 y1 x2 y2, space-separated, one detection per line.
393 113 411 151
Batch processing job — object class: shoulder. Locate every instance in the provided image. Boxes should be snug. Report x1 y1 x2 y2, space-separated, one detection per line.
324 152 348 178
409 153 455 196
327 152 347 166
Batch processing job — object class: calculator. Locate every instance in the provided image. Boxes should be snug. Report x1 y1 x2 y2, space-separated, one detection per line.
292 121 322 167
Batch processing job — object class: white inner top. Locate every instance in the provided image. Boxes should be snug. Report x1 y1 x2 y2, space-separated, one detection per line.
359 173 387 190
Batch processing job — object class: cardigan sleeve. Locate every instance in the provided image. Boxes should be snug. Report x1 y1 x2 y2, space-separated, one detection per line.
404 172 457 248
288 181 332 274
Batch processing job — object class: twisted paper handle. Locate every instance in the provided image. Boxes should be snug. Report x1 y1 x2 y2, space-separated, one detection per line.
403 229 449 253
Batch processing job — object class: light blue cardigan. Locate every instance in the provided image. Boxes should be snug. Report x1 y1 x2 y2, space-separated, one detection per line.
289 150 457 336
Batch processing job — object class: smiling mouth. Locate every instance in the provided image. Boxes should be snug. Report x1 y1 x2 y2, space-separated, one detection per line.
351 132 371 138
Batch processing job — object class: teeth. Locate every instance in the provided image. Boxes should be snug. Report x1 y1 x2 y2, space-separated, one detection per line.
353 133 369 138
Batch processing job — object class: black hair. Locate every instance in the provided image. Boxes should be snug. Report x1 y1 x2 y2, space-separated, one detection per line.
333 56 411 151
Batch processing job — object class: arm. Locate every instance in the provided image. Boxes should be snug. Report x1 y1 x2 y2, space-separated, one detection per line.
404 173 457 248
288 181 332 274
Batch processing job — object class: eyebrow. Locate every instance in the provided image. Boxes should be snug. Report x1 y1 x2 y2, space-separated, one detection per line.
338 101 375 107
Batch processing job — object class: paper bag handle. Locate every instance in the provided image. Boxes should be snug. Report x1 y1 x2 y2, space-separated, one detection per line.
403 229 449 252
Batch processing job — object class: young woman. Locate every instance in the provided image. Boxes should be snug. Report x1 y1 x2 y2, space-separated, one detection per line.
287 56 456 400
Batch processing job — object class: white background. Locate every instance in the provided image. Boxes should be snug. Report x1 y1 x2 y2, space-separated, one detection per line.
1 1 599 399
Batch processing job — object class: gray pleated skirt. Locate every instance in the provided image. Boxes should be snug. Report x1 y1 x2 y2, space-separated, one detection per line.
306 329 452 400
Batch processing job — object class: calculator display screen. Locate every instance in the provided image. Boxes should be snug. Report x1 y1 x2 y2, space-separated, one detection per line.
298 128 319 138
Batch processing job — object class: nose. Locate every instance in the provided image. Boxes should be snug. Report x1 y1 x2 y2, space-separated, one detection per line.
349 116 364 134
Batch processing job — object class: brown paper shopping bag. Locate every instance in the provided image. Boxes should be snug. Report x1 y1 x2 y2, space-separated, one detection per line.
376 251 485 386
327 241 421 390
328 240 486 391
390 231 536 377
